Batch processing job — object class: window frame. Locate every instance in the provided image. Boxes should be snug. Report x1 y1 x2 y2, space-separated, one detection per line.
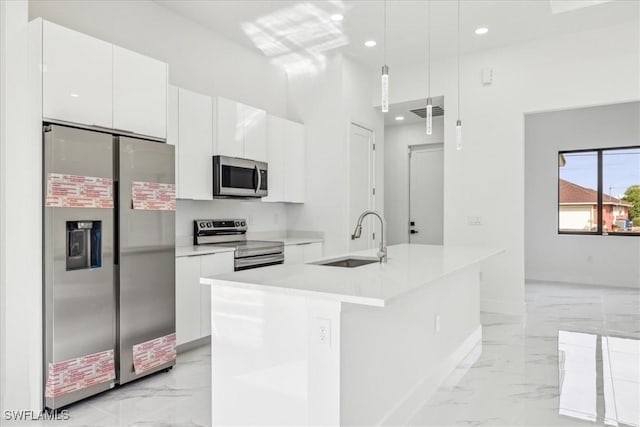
558 145 639 237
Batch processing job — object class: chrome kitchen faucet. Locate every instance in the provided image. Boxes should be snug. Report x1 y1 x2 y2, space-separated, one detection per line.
351 210 388 263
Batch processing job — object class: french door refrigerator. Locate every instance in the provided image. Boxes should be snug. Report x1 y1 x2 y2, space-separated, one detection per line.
43 124 176 410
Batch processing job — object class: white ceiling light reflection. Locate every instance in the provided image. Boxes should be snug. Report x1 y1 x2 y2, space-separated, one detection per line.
558 330 640 427
241 2 349 75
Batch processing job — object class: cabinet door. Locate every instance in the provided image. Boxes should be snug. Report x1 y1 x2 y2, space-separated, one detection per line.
167 86 180 196
284 245 304 265
178 89 213 200
302 242 323 262
242 106 267 162
42 20 112 128
200 252 234 337
176 256 201 346
214 97 244 158
113 46 167 138
284 121 306 203
262 115 285 202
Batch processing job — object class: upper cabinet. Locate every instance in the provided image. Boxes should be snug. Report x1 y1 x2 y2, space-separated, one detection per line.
214 97 267 162
39 20 167 139
42 20 113 128
113 46 167 138
263 115 306 203
177 88 213 200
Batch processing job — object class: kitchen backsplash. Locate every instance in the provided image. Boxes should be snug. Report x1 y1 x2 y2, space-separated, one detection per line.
176 199 288 242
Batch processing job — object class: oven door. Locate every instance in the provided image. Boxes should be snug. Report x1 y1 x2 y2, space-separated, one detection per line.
213 156 268 198
235 253 284 271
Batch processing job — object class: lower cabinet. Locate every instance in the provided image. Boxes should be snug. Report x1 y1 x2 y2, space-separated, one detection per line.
284 242 323 265
176 251 234 346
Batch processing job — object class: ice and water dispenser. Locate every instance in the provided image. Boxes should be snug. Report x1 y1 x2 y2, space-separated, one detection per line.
66 221 102 270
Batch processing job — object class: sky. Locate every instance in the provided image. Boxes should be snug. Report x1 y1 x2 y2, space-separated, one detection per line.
560 148 640 199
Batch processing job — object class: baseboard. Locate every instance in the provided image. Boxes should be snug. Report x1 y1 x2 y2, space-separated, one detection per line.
377 326 483 426
525 278 640 290
176 335 210 353
480 297 525 315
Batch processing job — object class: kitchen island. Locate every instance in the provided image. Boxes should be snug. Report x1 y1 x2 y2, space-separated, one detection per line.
201 244 503 426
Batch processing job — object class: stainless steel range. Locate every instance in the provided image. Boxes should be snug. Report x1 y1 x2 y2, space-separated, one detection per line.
194 219 284 270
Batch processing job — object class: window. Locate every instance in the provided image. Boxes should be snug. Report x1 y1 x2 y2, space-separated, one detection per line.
558 147 639 236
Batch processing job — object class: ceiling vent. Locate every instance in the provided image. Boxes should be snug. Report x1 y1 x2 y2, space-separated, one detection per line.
410 106 444 118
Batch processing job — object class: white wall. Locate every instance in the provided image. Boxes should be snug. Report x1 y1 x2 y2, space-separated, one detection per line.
376 21 639 314
286 54 384 257
0 0 43 412
176 199 287 242
384 118 445 245
525 102 640 288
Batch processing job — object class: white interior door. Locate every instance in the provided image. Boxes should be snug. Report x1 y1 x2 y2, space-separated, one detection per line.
349 124 375 252
409 144 444 244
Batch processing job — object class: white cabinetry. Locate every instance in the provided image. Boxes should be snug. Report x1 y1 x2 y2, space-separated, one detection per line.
176 251 234 346
263 115 305 203
214 97 267 162
42 20 113 128
176 256 201 346
39 20 167 138
177 88 213 200
112 46 167 138
199 253 234 336
284 242 323 265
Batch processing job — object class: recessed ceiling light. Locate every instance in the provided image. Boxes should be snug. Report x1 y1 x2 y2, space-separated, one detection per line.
395 116 405 121
474 27 489 35
364 40 377 47
330 14 344 22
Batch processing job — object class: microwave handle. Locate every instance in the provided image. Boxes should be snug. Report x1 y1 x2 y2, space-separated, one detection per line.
255 165 262 194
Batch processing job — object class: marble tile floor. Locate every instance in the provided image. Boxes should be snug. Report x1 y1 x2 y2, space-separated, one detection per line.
410 282 640 427
6 281 639 427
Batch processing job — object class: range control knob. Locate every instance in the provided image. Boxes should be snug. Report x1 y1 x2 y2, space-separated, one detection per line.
199 222 206 228
234 221 240 227
241 221 246 226
206 222 213 228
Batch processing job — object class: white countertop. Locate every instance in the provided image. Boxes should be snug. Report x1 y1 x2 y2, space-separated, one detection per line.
280 237 324 246
201 244 504 307
176 245 235 257
176 237 322 257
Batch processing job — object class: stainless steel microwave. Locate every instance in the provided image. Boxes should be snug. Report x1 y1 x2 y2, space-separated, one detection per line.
213 155 268 198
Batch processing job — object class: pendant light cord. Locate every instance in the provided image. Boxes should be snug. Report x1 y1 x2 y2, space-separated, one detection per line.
384 0 387 65
427 0 431 98
457 0 461 121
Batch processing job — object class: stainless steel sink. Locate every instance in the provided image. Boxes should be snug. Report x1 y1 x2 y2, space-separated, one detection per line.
311 256 379 268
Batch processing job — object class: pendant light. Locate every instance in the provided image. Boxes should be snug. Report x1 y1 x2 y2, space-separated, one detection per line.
381 0 389 113
455 0 462 150
426 0 433 135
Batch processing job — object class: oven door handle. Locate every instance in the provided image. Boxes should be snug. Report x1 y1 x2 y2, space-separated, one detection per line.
235 253 284 270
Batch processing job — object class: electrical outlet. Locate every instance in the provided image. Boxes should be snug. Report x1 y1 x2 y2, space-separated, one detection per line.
434 315 441 333
467 216 482 226
315 318 331 348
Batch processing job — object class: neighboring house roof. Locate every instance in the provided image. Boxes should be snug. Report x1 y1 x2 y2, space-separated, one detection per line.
559 179 632 206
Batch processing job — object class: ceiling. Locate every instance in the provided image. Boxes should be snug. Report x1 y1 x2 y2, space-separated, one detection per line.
157 0 639 73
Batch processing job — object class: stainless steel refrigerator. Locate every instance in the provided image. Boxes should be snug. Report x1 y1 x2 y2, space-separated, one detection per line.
43 124 175 410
